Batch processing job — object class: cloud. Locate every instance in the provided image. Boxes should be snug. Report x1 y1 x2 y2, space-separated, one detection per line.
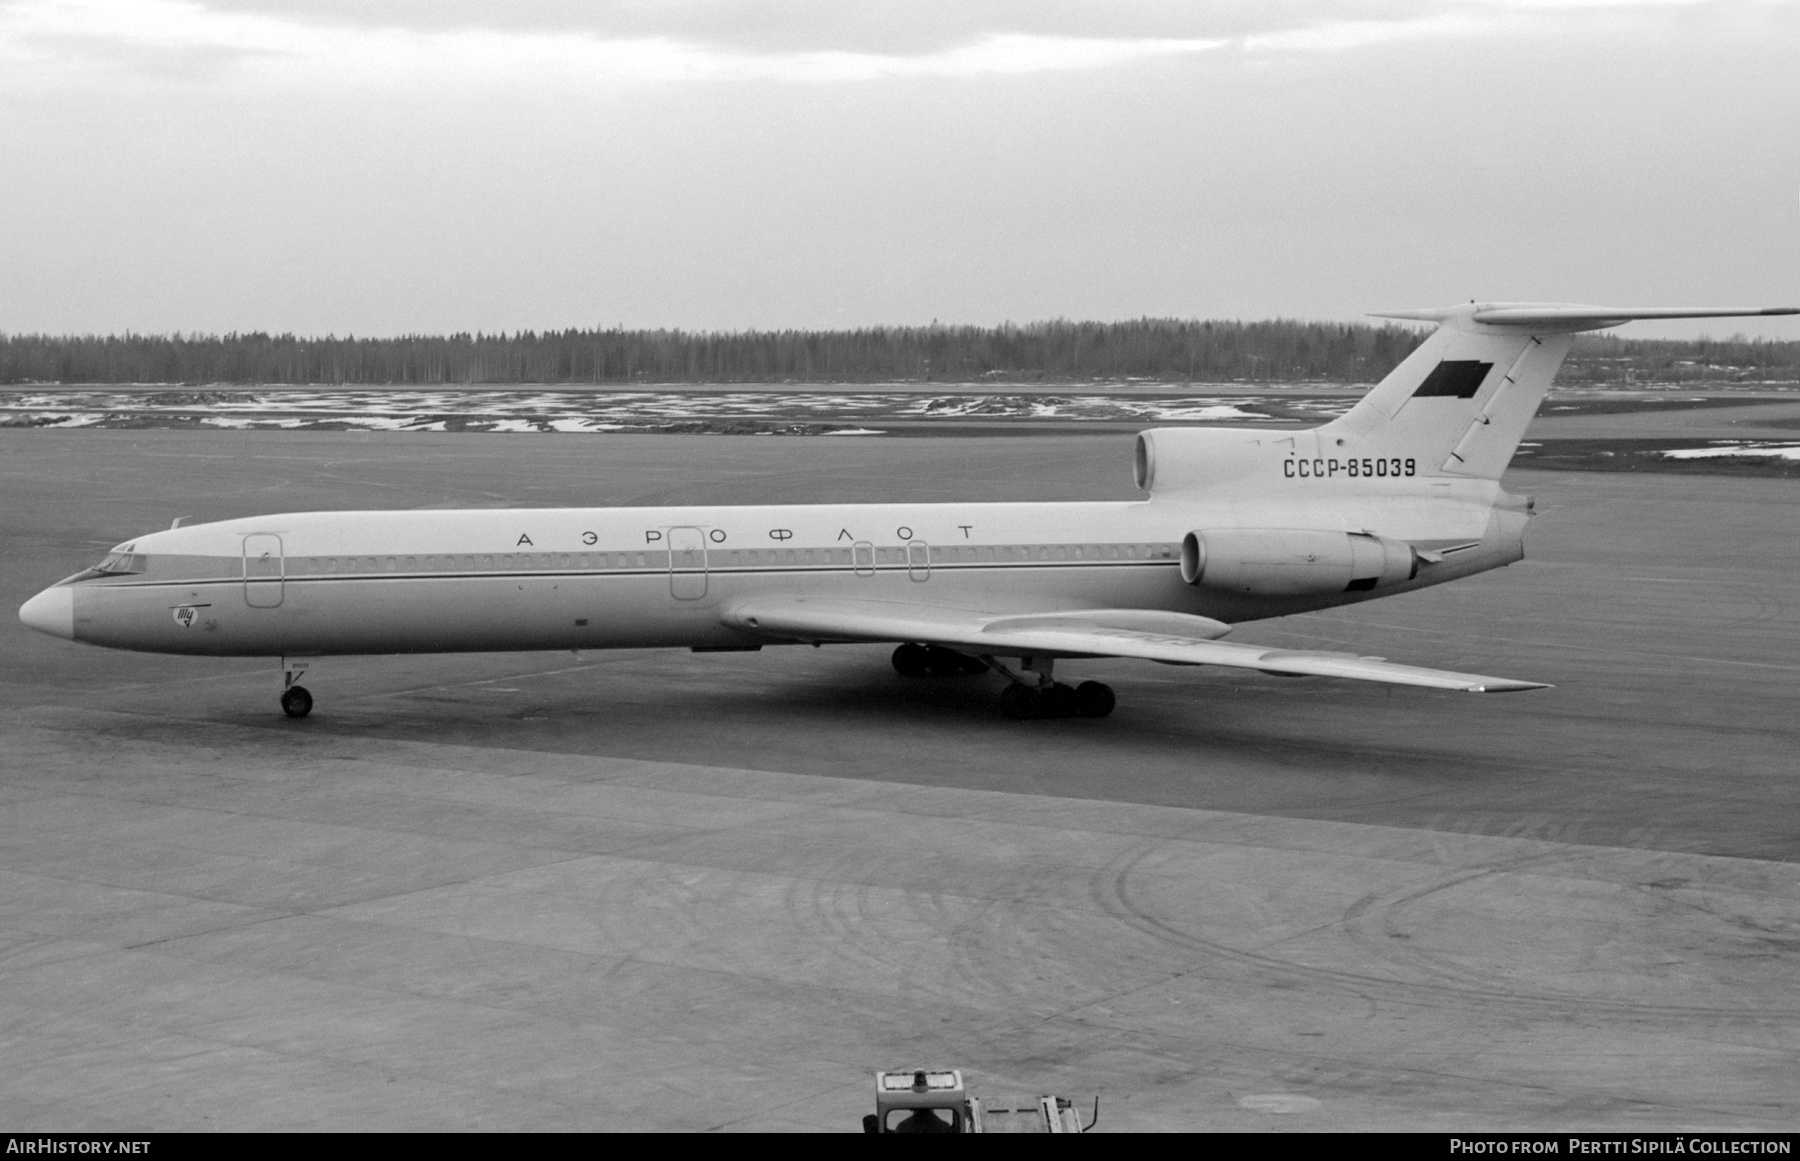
0 0 1233 88
0 0 1788 90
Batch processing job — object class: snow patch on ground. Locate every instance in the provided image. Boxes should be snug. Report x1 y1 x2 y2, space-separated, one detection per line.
1660 442 1800 460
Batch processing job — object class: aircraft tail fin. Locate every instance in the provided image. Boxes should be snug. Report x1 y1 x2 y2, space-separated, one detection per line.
1324 302 1798 480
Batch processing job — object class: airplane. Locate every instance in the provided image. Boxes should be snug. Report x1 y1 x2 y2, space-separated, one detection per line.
18 302 1797 720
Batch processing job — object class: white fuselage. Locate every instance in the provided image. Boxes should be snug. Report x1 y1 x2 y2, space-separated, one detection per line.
41 486 1523 659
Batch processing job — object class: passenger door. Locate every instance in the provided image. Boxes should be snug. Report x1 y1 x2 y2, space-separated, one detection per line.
668 527 708 599
243 533 284 608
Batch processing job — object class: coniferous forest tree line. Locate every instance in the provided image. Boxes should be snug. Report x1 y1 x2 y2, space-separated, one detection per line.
1 320 1795 386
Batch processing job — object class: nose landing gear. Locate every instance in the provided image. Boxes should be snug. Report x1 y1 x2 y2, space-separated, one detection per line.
279 657 314 718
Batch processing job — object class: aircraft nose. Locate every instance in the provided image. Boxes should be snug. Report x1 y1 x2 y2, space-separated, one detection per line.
19 586 75 640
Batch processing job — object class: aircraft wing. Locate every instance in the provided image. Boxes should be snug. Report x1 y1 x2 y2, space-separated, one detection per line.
721 597 1549 693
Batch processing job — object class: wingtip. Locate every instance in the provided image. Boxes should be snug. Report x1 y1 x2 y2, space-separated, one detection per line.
1466 681 1554 693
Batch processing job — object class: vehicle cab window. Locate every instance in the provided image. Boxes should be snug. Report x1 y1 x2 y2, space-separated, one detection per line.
884 1107 959 1133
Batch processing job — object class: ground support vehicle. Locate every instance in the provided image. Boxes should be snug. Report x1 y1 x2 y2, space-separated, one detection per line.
862 1069 1090 1133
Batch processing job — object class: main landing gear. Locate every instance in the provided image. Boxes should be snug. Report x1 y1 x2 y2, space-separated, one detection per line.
997 679 1115 721
891 644 1115 720
892 642 989 678
280 658 314 719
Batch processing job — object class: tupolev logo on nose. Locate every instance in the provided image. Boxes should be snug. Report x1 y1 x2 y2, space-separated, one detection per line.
171 604 209 628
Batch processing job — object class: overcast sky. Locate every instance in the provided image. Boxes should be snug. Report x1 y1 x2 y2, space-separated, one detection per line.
1 0 1796 339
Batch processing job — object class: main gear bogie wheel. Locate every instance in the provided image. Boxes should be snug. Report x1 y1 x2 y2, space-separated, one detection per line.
1074 681 1116 718
998 684 1039 720
891 643 932 677
926 646 986 677
1038 682 1079 719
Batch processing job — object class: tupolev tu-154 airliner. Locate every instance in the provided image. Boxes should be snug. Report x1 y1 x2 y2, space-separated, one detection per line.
19 302 1798 720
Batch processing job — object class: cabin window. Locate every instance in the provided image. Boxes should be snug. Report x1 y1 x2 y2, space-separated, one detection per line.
384 557 397 571
635 553 646 567
405 556 417 570
803 549 814 564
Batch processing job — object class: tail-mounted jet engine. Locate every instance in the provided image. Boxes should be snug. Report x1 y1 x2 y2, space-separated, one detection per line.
1180 529 1420 596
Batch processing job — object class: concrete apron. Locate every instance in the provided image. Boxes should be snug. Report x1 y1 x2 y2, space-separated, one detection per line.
1 705 1794 1132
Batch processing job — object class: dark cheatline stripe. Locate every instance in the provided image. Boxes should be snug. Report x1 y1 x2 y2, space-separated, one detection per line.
112 559 1178 589
1412 360 1492 399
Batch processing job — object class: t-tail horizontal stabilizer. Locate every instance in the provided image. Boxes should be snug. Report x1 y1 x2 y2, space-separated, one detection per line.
1371 303 1800 333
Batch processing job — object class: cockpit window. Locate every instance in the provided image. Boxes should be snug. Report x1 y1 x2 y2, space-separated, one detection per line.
94 552 147 575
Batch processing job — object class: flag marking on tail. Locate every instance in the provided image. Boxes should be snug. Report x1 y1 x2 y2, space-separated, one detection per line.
1413 360 1493 399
